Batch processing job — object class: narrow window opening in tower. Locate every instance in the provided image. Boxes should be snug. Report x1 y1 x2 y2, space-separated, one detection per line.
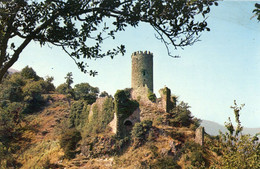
142 69 146 76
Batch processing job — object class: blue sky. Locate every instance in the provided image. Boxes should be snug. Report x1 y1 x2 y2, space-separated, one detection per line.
12 1 260 128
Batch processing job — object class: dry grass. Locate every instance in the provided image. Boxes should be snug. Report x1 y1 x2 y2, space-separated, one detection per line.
16 94 69 168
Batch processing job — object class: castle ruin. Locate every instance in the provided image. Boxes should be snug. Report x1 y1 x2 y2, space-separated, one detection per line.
109 51 177 135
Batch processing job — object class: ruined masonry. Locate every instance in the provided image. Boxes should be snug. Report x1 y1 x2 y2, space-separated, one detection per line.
108 51 205 146
195 127 205 146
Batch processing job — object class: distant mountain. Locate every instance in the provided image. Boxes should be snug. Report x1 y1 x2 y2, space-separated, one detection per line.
8 68 19 74
201 120 260 136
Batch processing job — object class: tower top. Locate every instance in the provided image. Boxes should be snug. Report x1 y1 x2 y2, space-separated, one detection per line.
131 51 153 56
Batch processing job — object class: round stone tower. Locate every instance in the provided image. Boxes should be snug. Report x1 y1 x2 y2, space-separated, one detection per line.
131 51 153 98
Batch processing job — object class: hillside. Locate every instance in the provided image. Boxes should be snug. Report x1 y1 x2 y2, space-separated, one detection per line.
0 67 259 169
1 92 260 168
0 92 210 168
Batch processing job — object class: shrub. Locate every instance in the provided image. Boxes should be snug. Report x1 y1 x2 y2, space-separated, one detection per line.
69 100 86 128
147 90 156 102
56 83 68 94
131 120 153 146
169 101 194 127
114 89 139 137
180 141 206 168
150 157 180 169
60 128 82 159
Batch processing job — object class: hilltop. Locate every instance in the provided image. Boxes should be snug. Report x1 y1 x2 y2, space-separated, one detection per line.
1 92 206 168
0 66 259 169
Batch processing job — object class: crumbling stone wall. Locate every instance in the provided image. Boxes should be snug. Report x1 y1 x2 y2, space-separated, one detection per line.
88 97 107 120
195 126 205 146
159 86 175 113
131 51 153 100
109 90 139 136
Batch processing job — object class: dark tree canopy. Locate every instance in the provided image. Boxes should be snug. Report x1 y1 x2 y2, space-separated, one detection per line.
253 3 260 21
0 0 217 82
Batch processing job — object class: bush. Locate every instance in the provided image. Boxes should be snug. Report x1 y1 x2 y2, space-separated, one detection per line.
150 157 180 169
82 97 114 135
114 89 139 137
69 100 86 128
60 128 82 159
181 141 206 168
169 101 194 127
147 90 156 102
131 120 153 146
56 83 68 94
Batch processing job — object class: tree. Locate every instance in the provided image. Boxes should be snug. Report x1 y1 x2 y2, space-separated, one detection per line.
210 101 260 169
65 72 73 89
74 82 99 104
99 91 111 98
253 3 260 21
64 72 74 98
0 73 25 102
0 0 218 82
20 66 40 81
56 83 68 95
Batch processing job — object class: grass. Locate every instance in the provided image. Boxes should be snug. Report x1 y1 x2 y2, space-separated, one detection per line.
18 140 63 169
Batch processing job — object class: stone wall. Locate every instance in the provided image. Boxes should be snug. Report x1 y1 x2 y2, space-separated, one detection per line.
195 126 205 146
158 87 175 113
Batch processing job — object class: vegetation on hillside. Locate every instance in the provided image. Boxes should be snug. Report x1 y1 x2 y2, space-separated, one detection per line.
0 67 259 168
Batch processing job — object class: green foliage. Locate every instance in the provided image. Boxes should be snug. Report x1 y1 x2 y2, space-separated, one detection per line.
68 96 114 136
169 101 197 127
22 80 43 101
21 66 40 81
84 97 114 135
0 66 56 167
42 76 55 93
65 72 73 89
209 101 260 168
0 66 55 113
147 90 156 102
123 88 132 98
150 157 180 169
0 107 22 168
99 91 111 98
60 128 82 159
64 72 75 99
114 89 139 137
131 120 153 146
181 141 206 168
0 73 25 102
22 79 50 113
0 0 217 81
74 82 99 104
253 3 260 21
69 100 87 128
56 83 68 94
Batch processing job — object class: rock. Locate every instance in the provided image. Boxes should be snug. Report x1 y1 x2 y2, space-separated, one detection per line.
160 148 170 156
169 140 176 154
